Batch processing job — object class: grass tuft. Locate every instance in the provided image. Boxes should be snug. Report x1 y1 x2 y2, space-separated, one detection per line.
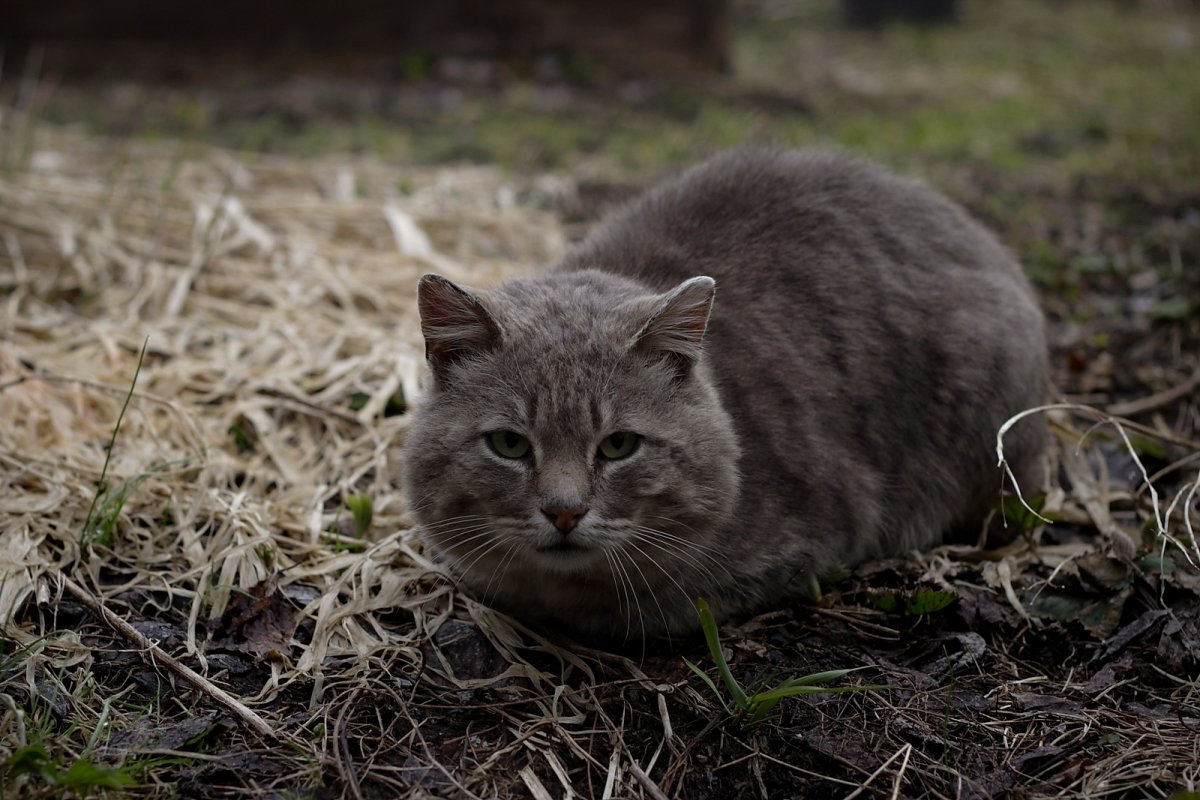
80 338 150 548
346 494 374 538
685 598 886 725
3 744 134 792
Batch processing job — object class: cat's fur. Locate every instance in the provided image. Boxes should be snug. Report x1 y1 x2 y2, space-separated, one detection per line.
402 148 1047 642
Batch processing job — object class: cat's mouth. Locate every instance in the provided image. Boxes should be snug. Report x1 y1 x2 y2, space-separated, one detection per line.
536 540 588 554
531 539 603 573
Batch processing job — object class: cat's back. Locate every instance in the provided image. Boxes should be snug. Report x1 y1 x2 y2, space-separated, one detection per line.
559 147 1047 564
560 147 1026 296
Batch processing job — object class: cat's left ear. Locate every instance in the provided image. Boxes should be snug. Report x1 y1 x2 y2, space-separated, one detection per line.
632 276 716 375
417 274 502 381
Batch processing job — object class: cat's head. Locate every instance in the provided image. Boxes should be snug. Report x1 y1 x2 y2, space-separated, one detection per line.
401 269 740 629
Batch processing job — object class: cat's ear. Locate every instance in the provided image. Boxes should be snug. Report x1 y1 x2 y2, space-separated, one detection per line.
632 276 716 375
417 274 502 380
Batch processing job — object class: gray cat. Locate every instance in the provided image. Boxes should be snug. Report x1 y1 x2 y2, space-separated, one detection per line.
402 148 1047 642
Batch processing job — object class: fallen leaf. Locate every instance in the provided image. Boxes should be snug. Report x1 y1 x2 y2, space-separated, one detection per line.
1076 552 1132 591
1010 692 1082 715
106 713 223 752
959 588 1021 630
1156 607 1200 673
208 576 297 664
1083 652 1133 693
1028 584 1132 638
1091 608 1168 662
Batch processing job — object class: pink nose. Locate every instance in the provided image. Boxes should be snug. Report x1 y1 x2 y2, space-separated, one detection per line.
542 506 588 534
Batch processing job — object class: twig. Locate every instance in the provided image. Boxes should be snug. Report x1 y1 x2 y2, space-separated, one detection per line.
841 743 913 800
255 386 366 427
809 606 901 640
627 759 671 800
749 750 860 787
334 685 364 800
1106 372 1200 418
60 575 277 739
519 767 555 800
1041 403 1200 451
889 743 912 800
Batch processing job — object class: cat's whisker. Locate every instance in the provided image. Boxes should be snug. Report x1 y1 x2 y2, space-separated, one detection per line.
641 514 723 546
633 523 728 562
597 349 631 399
428 522 497 541
608 547 647 652
402 490 465 518
481 539 522 604
452 528 512 581
612 541 673 644
602 549 634 645
634 525 729 568
631 538 726 587
632 540 721 593
620 538 696 634
632 525 732 581
417 514 493 531
425 526 498 554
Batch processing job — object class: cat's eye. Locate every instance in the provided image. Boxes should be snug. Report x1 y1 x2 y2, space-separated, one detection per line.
487 430 532 459
597 432 641 460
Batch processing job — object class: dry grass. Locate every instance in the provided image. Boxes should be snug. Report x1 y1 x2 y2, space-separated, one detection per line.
2 116 1198 799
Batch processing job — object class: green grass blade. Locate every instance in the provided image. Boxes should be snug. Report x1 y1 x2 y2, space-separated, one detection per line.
346 494 374 537
747 696 783 725
695 597 748 710
770 667 862 689
81 337 149 543
684 658 729 712
59 759 134 790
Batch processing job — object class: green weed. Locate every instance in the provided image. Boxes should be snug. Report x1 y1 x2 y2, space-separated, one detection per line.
685 598 884 725
80 338 148 548
869 587 957 616
346 494 374 538
3 744 134 793
996 492 1050 536
84 458 188 548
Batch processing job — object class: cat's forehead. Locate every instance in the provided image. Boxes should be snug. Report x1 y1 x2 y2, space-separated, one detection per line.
466 345 627 436
446 270 669 425
488 272 647 359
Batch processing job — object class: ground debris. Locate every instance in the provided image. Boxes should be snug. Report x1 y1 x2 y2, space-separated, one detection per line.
208 575 298 664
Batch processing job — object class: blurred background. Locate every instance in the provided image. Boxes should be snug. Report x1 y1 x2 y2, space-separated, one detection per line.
2 0 1198 397
4 0 1196 177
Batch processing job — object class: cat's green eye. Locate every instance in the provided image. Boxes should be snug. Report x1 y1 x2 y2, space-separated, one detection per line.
487 430 532 459
597 432 641 460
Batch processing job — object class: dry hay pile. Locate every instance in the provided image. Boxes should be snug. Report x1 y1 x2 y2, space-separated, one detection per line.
2 117 1199 799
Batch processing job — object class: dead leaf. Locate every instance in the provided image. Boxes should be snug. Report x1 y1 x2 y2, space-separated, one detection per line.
1091 608 1168 662
1083 652 1134 693
1076 552 1132 591
208 575 297 664
1010 692 1082 715
1028 585 1133 638
106 712 224 752
1156 607 1200 673
959 587 1021 630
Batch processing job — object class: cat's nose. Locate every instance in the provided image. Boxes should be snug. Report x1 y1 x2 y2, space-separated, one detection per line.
542 506 588 534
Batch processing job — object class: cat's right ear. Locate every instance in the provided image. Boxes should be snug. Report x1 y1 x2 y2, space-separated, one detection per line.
632 276 716 377
417 274 502 381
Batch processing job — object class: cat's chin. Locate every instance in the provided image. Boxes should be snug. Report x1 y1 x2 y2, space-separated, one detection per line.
527 544 605 576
